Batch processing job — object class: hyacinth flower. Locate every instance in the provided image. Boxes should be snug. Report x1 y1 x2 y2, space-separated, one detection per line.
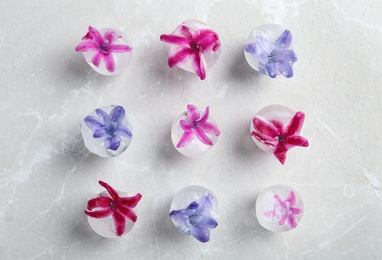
160 20 221 80
170 193 218 243
85 180 142 237
251 109 309 165
244 26 297 78
75 26 132 74
264 190 302 228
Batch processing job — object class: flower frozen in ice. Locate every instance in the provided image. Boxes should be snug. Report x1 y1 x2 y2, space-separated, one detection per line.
177 104 220 148
85 181 142 237
264 190 302 228
84 106 132 151
170 193 218 243
245 30 297 78
160 23 220 80
75 26 132 73
251 111 309 164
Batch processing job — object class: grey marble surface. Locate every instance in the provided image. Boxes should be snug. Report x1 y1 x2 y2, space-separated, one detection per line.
1 0 382 259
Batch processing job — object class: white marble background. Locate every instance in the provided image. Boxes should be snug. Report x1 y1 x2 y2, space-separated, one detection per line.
1 0 382 259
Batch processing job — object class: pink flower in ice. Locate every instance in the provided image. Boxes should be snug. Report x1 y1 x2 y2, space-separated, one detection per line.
177 104 220 148
160 24 220 80
75 26 132 73
264 190 302 228
84 181 142 237
251 111 309 164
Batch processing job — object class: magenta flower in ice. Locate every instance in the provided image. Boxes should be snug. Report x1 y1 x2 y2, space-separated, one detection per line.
85 181 142 237
75 26 132 72
251 111 309 164
245 30 297 78
177 104 220 148
160 25 220 80
84 106 132 151
264 190 302 228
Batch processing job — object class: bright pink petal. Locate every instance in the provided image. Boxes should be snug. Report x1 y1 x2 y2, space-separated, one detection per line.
274 145 288 164
279 213 287 225
253 117 279 139
264 209 274 218
176 131 194 148
285 190 296 206
91 52 102 68
290 207 302 215
201 122 220 136
112 210 126 236
285 136 309 147
288 214 297 228
168 48 191 68
193 29 220 53
103 54 115 72
271 120 284 134
194 127 213 145
285 112 305 136
84 208 112 218
187 104 200 122
192 52 206 80
87 26 104 45
118 205 138 222
180 25 192 38
180 120 193 132
99 181 120 201
110 44 132 53
251 131 275 146
87 196 112 210
120 193 142 208
197 107 209 124
104 29 121 43
160 34 190 47
75 41 99 52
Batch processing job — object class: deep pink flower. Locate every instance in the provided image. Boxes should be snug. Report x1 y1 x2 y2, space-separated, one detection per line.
85 180 142 237
251 111 309 164
177 104 220 148
75 26 132 72
264 190 302 228
160 25 220 80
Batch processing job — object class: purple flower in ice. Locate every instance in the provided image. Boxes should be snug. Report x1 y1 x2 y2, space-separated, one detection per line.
170 193 218 243
264 190 302 228
75 26 132 72
245 30 297 78
177 104 220 148
84 106 132 151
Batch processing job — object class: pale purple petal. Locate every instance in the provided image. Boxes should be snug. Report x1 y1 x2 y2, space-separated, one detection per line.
277 61 293 78
274 30 292 50
199 216 218 229
266 62 278 78
200 122 220 136
114 124 132 138
168 48 191 68
278 49 297 62
255 36 274 62
160 34 190 47
84 116 103 131
93 128 107 138
191 226 211 243
176 131 194 148
95 109 109 124
103 54 115 72
197 107 209 124
186 201 199 210
105 135 121 150
192 52 206 80
110 106 125 124
91 52 103 68
75 41 99 52
245 43 257 55
110 44 132 53
194 127 213 145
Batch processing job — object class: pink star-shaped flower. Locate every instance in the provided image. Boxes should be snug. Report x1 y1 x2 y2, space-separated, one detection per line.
75 26 132 72
160 24 220 80
177 104 220 148
264 190 302 228
84 181 142 236
251 111 309 164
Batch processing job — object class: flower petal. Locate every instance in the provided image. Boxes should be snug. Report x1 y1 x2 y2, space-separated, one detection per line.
187 104 200 122
253 117 279 139
285 136 309 147
93 128 107 138
199 216 218 229
274 144 288 164
160 34 190 47
91 52 103 68
95 108 109 123
84 116 103 131
266 62 277 78
285 190 296 206
120 193 142 208
255 36 274 62
201 122 220 136
104 29 121 44
194 127 213 146
285 112 305 136
87 26 104 46
192 52 206 80
99 180 120 201
87 196 112 210
168 48 191 68
180 120 193 132
85 208 112 218
290 207 303 215
110 44 132 53
192 29 220 53
251 131 276 146
279 212 288 226
277 60 293 78
118 206 137 222
103 54 116 72
75 41 99 52
114 124 132 138
278 49 297 63
191 226 211 243
186 201 199 210
244 42 257 55
288 214 297 228
112 210 126 236
179 25 192 38
274 30 292 50
197 107 209 125
176 131 194 148
105 135 121 150
169 210 191 234
110 106 125 124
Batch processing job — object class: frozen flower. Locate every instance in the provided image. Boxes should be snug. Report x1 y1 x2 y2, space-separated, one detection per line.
245 30 297 78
